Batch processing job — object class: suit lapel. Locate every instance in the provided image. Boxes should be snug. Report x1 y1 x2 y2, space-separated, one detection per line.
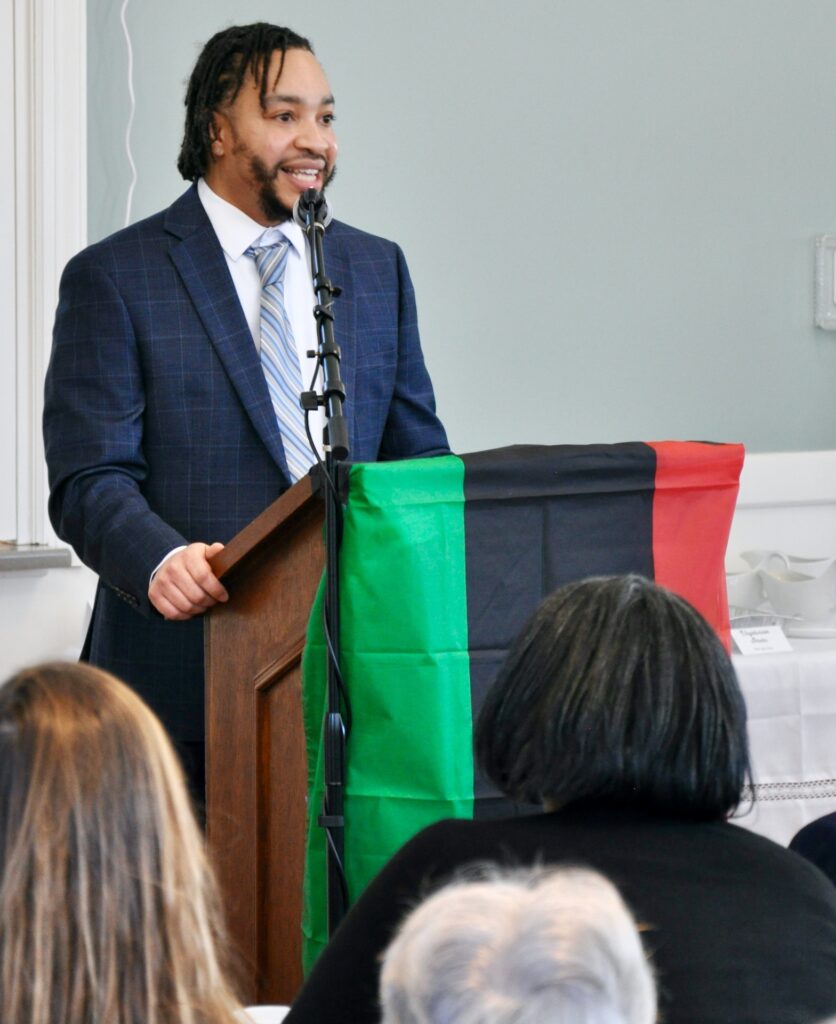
164 188 291 476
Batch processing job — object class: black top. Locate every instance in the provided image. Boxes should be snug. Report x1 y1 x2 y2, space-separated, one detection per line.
791 812 836 888
286 802 836 1024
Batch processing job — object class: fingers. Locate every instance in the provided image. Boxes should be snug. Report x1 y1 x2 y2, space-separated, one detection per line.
148 542 229 620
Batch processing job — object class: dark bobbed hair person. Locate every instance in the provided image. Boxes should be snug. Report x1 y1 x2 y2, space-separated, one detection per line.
286 575 836 1024
0 662 242 1024
476 573 751 819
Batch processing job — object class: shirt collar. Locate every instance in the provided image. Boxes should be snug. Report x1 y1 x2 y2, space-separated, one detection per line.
197 177 306 260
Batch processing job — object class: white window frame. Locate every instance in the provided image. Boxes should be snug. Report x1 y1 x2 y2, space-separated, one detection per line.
9 0 86 547
0 2 16 541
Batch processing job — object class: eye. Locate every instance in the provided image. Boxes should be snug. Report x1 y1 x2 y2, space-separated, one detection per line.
273 111 295 123
321 112 336 125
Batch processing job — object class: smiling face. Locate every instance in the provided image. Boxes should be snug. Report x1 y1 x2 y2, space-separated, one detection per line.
204 47 338 225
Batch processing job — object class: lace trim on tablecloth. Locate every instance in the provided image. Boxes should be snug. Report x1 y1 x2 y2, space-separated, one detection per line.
743 779 836 802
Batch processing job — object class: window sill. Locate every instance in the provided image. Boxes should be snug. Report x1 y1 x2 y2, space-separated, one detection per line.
0 544 73 572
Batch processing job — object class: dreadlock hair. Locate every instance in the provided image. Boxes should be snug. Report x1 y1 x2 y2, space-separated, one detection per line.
177 22 313 181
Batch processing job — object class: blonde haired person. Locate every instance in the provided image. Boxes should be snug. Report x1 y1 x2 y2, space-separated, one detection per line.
379 867 655 1024
0 661 242 1024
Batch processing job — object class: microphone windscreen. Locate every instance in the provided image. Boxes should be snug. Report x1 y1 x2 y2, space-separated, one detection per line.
293 189 333 228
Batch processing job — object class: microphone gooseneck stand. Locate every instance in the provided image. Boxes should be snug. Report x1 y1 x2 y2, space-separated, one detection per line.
295 187 349 935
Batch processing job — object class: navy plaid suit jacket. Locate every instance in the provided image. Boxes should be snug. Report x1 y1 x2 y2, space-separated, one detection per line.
43 184 448 740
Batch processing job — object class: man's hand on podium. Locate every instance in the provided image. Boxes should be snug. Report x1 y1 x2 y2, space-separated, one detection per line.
149 542 229 620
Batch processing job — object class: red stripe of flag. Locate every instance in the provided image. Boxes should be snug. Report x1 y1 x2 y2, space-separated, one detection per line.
648 441 745 650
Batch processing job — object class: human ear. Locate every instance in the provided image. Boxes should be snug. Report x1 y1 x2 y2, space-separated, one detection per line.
209 114 226 157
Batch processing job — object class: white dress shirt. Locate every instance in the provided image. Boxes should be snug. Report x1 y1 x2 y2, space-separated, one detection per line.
197 177 325 456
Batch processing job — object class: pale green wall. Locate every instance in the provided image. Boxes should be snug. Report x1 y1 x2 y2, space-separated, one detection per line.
88 0 836 453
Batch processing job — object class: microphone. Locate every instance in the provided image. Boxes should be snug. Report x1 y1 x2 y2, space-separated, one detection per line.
293 188 333 230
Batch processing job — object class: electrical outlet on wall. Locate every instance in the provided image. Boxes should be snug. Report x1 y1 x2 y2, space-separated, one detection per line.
814 236 836 329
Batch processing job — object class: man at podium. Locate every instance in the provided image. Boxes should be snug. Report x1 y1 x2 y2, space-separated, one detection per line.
43 22 448 799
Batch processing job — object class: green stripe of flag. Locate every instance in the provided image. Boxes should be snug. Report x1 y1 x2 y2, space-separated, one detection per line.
301 454 472 971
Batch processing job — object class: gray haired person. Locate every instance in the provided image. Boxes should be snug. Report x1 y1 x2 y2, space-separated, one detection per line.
379 867 656 1024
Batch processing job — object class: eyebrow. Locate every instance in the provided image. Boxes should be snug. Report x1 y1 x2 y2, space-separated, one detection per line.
264 93 335 107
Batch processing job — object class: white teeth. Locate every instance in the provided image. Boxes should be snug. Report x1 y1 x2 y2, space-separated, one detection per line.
288 169 318 177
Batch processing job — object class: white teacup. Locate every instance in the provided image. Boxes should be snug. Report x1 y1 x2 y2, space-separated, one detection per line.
741 549 834 575
726 569 766 613
740 550 791 573
760 560 836 623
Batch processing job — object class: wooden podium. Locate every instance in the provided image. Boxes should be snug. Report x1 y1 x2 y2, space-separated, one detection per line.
201 442 743 1004
204 477 323 1005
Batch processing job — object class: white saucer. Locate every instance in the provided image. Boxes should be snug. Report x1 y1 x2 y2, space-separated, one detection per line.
783 622 836 639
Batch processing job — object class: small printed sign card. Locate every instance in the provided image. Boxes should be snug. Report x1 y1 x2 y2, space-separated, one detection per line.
731 624 793 656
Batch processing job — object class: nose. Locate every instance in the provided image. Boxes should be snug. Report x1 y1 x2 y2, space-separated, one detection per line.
295 119 335 161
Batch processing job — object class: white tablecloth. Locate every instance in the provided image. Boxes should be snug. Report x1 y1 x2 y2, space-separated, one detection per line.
734 638 836 845
238 1008 290 1024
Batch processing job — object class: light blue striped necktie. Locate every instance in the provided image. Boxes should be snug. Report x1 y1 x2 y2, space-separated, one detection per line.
248 240 315 482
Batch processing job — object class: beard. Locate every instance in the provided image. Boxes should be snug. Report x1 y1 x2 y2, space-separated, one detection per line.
249 154 336 224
